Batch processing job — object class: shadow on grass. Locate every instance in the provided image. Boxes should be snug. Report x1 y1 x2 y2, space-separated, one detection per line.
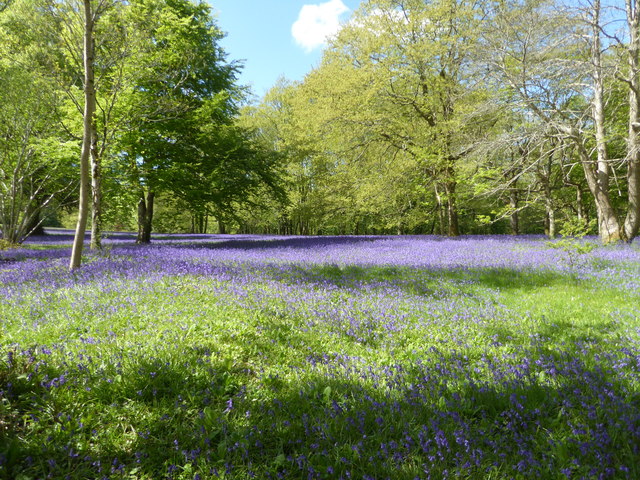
0 317 312 479
263 350 640 478
487 317 623 348
264 262 571 294
170 236 383 252
1 242 635 478
0 344 247 479
23 231 385 251
3 338 639 480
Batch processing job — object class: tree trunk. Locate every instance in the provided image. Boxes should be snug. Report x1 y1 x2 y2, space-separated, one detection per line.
543 180 555 239
444 178 460 236
90 121 102 250
578 149 622 243
595 200 621 242
560 133 622 242
434 184 446 236
509 189 519 235
540 152 556 239
193 212 207 234
136 190 155 244
545 202 556 239
70 0 95 270
137 194 146 241
429 215 437 235
576 186 585 223
583 0 625 243
626 134 640 241
24 204 45 237
625 0 640 240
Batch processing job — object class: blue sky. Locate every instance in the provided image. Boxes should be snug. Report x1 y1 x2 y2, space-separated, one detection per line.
208 0 362 99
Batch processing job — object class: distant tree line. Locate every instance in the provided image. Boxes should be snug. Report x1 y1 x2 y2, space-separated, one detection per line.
2 0 640 267
240 0 640 244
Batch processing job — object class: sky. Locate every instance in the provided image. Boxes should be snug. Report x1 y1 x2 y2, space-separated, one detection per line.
208 0 362 100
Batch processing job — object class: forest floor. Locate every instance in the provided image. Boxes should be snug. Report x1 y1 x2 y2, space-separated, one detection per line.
1 233 640 479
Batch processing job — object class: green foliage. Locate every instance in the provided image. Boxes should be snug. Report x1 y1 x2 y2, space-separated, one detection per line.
0 239 18 250
1 0 637 240
0 37 76 243
151 195 203 233
547 219 599 271
4 0 279 240
559 218 597 239
107 0 280 234
239 0 569 236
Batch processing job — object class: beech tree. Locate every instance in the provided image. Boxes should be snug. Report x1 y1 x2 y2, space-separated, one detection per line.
69 0 97 269
0 1 76 244
114 0 244 243
485 0 640 243
289 0 493 236
0 65 75 244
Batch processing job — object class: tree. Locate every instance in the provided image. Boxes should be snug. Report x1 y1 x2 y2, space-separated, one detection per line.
484 0 640 243
0 65 75 244
41 0 130 252
0 2 76 244
621 0 640 239
3 0 127 254
114 0 252 243
69 0 97 269
287 0 493 236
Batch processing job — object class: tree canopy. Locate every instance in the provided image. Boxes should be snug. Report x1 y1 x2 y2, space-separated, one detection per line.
2 0 640 254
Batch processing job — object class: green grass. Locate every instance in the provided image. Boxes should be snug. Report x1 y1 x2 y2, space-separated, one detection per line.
21 244 71 250
1 252 639 479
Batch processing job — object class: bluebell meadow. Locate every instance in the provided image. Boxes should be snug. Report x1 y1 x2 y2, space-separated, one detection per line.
1 232 639 479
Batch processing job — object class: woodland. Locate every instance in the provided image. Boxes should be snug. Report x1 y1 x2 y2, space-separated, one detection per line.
2 2 640 479
2 0 640 266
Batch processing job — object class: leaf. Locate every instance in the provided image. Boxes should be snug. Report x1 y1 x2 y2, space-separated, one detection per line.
323 385 332 403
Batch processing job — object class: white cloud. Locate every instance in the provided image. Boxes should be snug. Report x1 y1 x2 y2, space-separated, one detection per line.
292 0 350 53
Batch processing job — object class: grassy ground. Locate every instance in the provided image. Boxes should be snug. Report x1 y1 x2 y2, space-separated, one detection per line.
1 234 639 479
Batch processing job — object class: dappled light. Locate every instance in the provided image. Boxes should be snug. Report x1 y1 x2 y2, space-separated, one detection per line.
1 234 639 479
3 0 640 477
